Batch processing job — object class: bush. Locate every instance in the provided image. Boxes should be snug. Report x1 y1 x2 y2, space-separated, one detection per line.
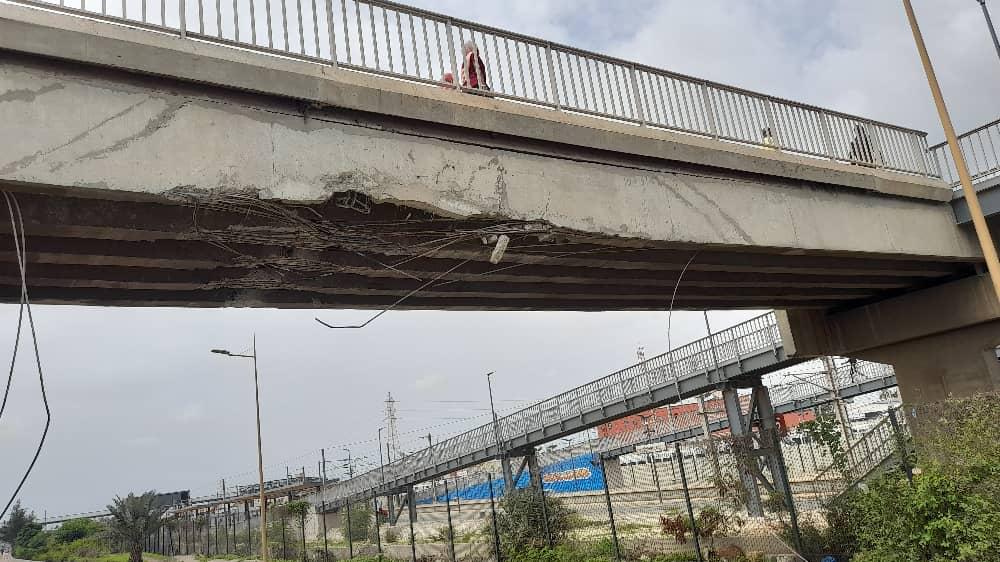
496 489 573 555
658 512 689 544
343 504 372 543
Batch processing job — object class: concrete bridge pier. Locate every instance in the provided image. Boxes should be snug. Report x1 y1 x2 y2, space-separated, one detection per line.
779 274 1000 403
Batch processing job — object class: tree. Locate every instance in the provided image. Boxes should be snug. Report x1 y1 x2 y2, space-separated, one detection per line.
106 492 166 562
53 518 102 544
0 501 36 551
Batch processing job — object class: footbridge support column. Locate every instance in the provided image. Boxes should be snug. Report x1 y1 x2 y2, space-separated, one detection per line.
779 274 1000 403
722 382 797 522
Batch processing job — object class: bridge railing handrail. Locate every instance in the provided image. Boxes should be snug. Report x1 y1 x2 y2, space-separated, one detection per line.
928 117 1000 187
9 0 936 178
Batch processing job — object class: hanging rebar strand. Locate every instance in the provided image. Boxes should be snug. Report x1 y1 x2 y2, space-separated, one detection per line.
598 457 622 562
675 443 704 562
487 473 502 562
444 480 456 562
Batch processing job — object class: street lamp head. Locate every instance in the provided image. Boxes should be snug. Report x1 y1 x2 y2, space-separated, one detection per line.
211 349 232 356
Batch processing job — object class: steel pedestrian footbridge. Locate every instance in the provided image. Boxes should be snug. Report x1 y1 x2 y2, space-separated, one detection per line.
321 312 895 503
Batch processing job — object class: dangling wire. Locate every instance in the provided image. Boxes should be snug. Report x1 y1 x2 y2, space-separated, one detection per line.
0 191 52 521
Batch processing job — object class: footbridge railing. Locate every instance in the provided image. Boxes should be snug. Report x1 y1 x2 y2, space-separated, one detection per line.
325 312 791 501
10 0 936 177
597 359 897 458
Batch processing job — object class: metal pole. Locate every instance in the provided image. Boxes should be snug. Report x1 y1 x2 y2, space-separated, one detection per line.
320 450 330 560
300 509 306 562
487 473 502 562
345 495 354 559
251 335 269 562
977 0 1000 62
904 0 1000 301
675 443 704 562
887 408 914 484
599 457 622 562
245 501 252 558
487 372 513 488
373 495 383 556
408 486 417 562
444 480 456 562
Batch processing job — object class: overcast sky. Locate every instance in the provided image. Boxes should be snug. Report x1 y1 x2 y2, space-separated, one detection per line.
2 0 999 518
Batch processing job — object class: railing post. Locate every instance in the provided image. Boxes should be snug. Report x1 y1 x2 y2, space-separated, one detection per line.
763 97 781 149
675 443 704 562
818 113 837 161
179 0 187 37
700 82 719 139
864 121 886 169
910 133 930 176
628 64 646 125
325 0 339 66
545 43 561 109
446 19 460 91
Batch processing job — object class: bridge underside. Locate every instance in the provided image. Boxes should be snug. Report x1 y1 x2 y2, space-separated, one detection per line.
0 185 978 310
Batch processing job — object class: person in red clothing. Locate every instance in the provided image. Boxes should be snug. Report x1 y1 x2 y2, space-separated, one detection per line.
460 40 489 91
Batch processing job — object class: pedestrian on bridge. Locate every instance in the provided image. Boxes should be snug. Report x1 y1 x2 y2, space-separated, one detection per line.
460 41 490 91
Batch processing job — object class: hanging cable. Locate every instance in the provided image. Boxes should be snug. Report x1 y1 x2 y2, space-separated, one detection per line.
0 191 52 522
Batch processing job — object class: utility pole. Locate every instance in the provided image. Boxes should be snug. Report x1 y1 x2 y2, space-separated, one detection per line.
977 0 1000 62
822 356 854 455
699 312 723 484
211 336 268 561
904 0 1000 302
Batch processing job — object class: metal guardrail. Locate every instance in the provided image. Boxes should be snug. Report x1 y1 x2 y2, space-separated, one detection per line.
325 311 783 501
930 118 1000 188
11 0 936 177
595 359 896 457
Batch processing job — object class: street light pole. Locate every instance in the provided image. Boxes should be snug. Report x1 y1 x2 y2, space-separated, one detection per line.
904 0 1000 302
486 371 513 488
211 335 268 562
977 0 1000 62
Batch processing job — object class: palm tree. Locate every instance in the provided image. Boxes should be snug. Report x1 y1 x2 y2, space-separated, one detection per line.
106 491 166 562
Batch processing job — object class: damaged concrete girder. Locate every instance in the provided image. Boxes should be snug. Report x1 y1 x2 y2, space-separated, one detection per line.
0 52 980 262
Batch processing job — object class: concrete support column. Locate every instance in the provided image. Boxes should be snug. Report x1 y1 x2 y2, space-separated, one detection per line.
778 274 1000 403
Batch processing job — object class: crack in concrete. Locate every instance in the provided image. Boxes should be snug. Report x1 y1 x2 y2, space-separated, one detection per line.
0 98 149 176
50 99 190 172
654 174 753 244
0 83 64 104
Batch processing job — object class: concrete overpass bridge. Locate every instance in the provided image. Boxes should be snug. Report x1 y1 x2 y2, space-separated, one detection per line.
0 1 997 397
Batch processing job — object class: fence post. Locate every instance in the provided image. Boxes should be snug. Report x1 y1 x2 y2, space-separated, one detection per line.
444 480 457 562
245 501 252 558
281 510 288 559
599 457 622 562
345 497 354 559
675 443 704 562
408 486 417 562
887 408 913 484
373 495 383 556
488 472 502 562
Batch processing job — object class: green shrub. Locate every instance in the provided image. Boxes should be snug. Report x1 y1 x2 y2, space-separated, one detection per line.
343 503 372 542
496 489 573 555
53 518 103 544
